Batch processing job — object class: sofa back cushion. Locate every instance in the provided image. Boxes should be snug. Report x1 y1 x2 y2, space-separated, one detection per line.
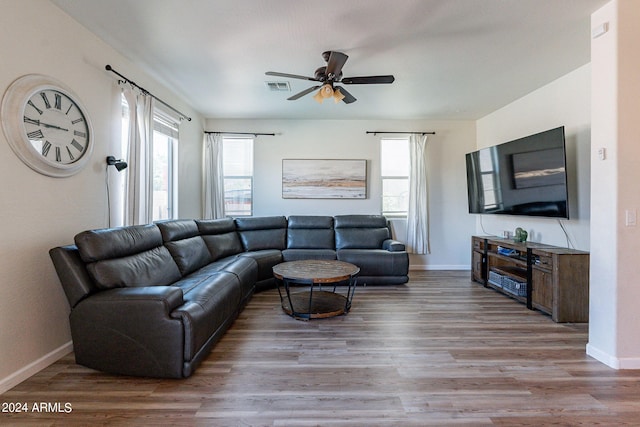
74 225 181 290
87 247 182 289
334 215 391 250
196 218 244 260
75 224 161 262
235 216 287 251
156 220 213 276
287 216 334 249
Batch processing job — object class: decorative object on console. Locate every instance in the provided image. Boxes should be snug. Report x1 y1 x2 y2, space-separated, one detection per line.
514 227 528 242
1 74 93 177
266 50 394 104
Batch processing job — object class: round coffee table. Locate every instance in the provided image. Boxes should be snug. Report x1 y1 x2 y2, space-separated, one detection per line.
272 260 359 320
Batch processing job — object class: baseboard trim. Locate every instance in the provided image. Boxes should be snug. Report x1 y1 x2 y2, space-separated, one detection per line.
409 265 469 271
0 341 73 395
587 343 640 369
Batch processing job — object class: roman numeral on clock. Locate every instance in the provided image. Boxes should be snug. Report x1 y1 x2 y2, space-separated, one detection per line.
42 141 52 157
40 92 51 109
74 130 86 138
55 146 61 162
27 129 44 139
66 146 75 161
28 100 43 115
70 139 84 152
54 93 62 110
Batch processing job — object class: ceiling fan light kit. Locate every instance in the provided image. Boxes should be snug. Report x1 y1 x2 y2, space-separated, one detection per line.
313 83 342 104
266 51 394 105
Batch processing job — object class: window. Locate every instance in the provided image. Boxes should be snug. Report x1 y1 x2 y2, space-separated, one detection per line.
381 138 409 217
152 110 179 221
223 137 253 216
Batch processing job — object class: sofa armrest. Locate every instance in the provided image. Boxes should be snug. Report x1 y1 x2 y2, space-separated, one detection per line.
83 285 184 312
383 239 406 252
69 286 186 378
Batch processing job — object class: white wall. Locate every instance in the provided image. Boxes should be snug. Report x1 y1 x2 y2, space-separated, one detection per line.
205 118 477 269
0 0 203 393
476 65 591 250
588 0 640 369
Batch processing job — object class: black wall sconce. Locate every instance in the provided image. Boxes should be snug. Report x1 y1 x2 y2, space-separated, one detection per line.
106 156 128 172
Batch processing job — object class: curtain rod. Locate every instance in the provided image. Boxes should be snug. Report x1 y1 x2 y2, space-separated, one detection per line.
366 131 436 135
204 131 276 136
105 65 192 122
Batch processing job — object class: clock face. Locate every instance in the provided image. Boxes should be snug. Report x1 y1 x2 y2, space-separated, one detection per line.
1 74 94 177
23 89 90 165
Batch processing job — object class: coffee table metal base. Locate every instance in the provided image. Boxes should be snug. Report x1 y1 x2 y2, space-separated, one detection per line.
280 290 350 319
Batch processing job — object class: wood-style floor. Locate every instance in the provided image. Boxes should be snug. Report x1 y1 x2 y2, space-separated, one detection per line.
3 271 640 426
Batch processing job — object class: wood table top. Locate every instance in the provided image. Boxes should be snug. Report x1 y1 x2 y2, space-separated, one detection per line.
272 260 360 283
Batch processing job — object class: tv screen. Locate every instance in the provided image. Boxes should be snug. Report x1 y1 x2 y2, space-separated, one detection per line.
465 126 569 219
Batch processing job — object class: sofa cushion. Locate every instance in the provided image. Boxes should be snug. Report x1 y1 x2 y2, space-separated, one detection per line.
235 216 287 251
164 236 213 276
334 215 391 250
87 246 182 290
75 224 162 263
171 271 241 361
156 219 199 242
282 249 337 262
197 219 244 260
156 220 213 276
286 215 334 249
238 249 283 281
195 256 257 302
337 249 409 278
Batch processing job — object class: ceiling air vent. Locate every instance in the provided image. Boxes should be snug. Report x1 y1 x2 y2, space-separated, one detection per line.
265 81 290 92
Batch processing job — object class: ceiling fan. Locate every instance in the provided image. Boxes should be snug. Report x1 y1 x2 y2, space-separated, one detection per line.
265 51 395 104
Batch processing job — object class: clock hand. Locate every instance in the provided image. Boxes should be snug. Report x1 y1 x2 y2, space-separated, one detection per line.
40 122 69 131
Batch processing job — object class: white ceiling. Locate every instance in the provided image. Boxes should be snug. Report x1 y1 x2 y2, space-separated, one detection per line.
51 0 607 121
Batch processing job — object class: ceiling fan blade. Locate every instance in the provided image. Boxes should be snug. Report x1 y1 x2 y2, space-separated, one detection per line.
341 75 395 84
287 85 321 100
326 51 348 78
265 71 318 82
336 86 357 104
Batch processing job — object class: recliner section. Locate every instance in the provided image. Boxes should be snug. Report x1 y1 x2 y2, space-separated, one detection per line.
49 215 409 378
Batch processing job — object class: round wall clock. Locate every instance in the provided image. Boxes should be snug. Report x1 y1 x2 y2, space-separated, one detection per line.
1 74 93 177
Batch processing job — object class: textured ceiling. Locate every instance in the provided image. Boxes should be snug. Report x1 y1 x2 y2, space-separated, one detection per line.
52 0 607 120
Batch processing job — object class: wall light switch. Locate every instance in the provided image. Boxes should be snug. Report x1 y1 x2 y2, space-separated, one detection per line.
626 209 637 226
598 147 606 160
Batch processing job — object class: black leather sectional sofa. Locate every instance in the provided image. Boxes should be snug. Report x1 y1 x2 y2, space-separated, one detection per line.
49 215 409 378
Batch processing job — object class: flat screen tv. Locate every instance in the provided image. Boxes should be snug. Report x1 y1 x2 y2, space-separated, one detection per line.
465 126 569 219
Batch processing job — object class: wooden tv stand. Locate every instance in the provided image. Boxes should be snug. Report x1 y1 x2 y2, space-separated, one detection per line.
471 236 589 323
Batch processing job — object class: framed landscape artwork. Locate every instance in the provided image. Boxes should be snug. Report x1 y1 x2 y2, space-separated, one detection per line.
282 159 367 199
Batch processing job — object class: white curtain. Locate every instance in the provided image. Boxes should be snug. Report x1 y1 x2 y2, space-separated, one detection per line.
406 133 430 254
123 88 154 225
203 132 225 219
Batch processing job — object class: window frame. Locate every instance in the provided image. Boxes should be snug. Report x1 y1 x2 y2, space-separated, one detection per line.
222 136 254 217
151 107 179 221
380 137 410 218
